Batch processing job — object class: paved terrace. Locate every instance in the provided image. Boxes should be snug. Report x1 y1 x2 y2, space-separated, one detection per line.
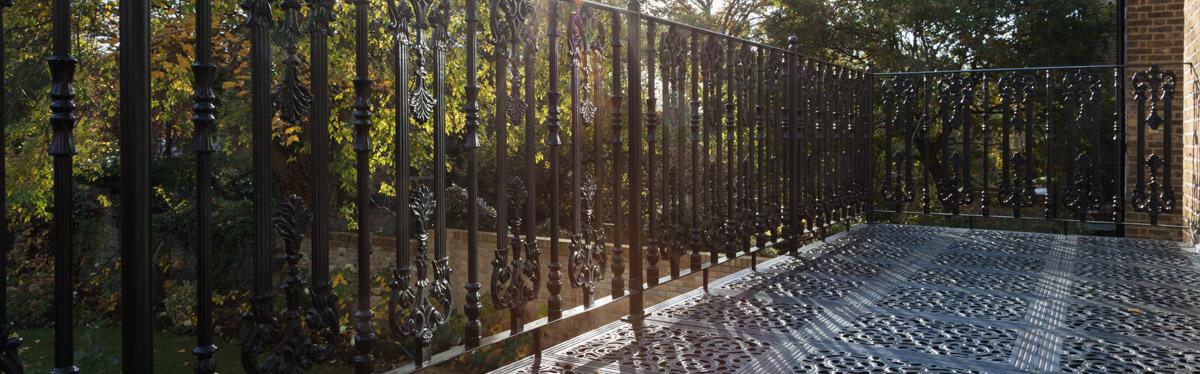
491 224 1200 373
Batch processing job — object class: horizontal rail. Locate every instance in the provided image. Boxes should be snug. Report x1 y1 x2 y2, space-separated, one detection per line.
870 63 1185 76
393 236 791 373
572 0 860 71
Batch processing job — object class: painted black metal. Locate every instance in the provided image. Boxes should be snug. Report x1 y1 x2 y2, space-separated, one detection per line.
350 0 376 371
1131 66 1176 225
48 0 77 372
304 0 339 366
701 34 722 263
119 0 154 372
547 0 565 321
626 0 645 327
658 25 688 279
608 10 626 299
872 64 1184 229
191 0 218 371
463 0 484 350
0 2 20 372
21 1 1174 372
568 6 607 309
239 0 276 372
645 20 659 287
491 0 539 335
389 0 454 365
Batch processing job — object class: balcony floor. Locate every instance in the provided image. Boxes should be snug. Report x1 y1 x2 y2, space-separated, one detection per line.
492 224 1200 373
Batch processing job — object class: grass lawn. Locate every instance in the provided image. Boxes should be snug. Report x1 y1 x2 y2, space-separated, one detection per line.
16 327 345 373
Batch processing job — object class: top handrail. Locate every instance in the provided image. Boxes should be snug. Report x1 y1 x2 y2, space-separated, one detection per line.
568 0 865 72
870 63 1189 76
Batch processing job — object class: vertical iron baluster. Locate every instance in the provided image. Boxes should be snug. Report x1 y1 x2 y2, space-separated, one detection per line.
881 79 895 204
816 64 828 235
721 41 736 261
569 0 585 308
246 0 340 370
688 31 701 272
434 0 454 355
386 0 413 348
464 0 483 348
391 0 457 362
491 0 536 335
119 0 154 371
744 46 753 251
1000 75 1013 216
490 0 511 334
626 0 645 328
350 0 376 370
491 0 528 334
546 0 564 321
838 70 849 218
568 6 606 308
306 0 339 363
936 77 960 214
1132 69 1148 219
1088 73 1104 220
902 77 915 206
961 76 974 208
1044 72 1054 219
49 0 78 369
240 1 275 373
864 69 875 218
1022 75 1035 216
753 48 766 253
520 0 539 329
609 10 625 298
1114 67 1125 225
645 21 658 286
787 53 799 233
802 62 814 234
658 26 685 279
981 74 990 216
786 40 799 249
1130 66 1175 224
0 2 20 372
700 35 715 262
919 75 930 214
1065 71 1085 221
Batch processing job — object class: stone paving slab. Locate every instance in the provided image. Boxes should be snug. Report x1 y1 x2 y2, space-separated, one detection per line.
491 224 1200 373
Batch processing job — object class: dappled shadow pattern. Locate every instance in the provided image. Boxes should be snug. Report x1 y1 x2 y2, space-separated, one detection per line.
494 224 1200 374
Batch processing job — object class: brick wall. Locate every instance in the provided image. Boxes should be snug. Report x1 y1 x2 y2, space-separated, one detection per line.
1126 0 1188 241
1185 0 1200 245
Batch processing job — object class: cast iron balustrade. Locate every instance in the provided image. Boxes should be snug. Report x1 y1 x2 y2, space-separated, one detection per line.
0 1 1182 374
874 65 1185 231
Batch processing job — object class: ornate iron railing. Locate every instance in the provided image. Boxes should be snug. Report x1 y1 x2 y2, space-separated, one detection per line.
0 0 871 373
0 0 1186 373
872 64 1186 230
0 0 1186 372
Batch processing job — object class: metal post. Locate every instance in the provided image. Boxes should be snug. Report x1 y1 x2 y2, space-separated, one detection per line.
0 2 20 372
1116 0 1127 235
307 2 337 358
547 0 564 320
610 10 625 299
119 0 154 371
627 0 645 328
350 0 376 371
464 0 483 348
